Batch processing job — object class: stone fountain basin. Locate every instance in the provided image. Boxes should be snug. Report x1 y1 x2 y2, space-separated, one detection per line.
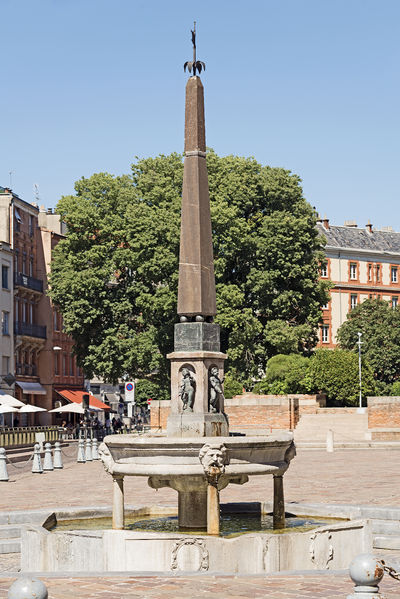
102 432 294 480
20 506 372 574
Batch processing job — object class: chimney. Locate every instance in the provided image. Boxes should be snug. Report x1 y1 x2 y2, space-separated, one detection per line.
322 215 330 230
366 220 373 234
47 208 53 214
344 220 358 228
316 213 322 224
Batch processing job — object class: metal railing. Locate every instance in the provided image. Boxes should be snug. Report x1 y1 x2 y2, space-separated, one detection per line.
14 321 46 339
0 426 59 448
14 272 43 293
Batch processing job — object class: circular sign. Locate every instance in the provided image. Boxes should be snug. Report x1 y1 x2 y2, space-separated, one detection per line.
147 398 152 404
126 383 134 392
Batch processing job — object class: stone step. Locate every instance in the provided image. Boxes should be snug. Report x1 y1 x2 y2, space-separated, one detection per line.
0 526 21 539
374 535 400 550
372 520 400 535
295 441 400 449
0 539 21 554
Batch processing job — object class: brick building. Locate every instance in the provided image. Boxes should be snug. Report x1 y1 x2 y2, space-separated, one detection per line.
0 187 84 423
317 218 400 347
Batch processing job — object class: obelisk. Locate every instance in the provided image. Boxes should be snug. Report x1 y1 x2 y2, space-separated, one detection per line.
167 25 228 437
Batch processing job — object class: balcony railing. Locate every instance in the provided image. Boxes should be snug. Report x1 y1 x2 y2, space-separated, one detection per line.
14 272 43 293
14 322 46 339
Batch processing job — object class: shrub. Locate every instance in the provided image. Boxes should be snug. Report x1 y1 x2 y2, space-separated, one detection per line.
306 348 376 406
134 379 169 406
223 372 244 398
390 381 400 396
252 354 310 395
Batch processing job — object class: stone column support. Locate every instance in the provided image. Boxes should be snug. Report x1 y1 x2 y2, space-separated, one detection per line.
178 490 207 530
207 482 220 536
273 474 285 530
112 475 125 530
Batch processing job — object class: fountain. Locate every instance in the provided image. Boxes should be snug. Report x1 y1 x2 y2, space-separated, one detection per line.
98 23 295 536
20 27 372 574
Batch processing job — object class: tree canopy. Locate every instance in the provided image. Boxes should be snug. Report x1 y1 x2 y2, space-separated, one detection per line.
49 151 330 386
337 298 400 392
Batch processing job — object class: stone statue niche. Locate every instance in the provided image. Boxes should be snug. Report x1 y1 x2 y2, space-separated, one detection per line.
209 365 224 413
179 365 196 413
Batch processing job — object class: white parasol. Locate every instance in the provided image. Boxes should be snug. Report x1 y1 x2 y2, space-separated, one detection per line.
49 403 85 414
19 405 47 413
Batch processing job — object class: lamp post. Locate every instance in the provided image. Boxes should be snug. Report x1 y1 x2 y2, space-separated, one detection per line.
356 332 363 410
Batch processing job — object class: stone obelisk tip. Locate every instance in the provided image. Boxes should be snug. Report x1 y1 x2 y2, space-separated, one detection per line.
177 75 217 319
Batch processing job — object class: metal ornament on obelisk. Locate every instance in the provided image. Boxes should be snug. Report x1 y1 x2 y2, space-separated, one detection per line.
167 24 228 437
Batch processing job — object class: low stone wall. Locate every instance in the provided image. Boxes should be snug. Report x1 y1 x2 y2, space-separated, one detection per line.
368 396 400 440
150 394 326 432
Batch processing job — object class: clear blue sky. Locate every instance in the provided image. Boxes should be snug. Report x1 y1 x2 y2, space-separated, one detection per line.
1 0 399 230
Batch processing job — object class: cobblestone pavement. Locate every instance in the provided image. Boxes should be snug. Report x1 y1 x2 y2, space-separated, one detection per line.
1 448 400 511
0 573 399 598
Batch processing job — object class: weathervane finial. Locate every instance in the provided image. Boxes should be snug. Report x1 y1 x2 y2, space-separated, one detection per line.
184 21 206 76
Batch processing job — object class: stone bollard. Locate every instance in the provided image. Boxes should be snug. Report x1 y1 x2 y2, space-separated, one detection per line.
31 444 43 474
347 553 384 598
0 448 8 482
77 438 86 463
53 442 63 469
92 438 99 460
42 443 54 471
8 576 48 599
85 438 93 462
326 429 334 453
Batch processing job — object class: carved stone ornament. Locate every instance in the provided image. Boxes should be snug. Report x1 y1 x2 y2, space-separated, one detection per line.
199 442 228 485
171 538 209 571
98 442 114 475
209 366 224 413
284 441 296 464
309 530 334 569
179 367 196 412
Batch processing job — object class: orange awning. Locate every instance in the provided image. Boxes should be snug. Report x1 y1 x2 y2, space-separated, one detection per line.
56 389 111 411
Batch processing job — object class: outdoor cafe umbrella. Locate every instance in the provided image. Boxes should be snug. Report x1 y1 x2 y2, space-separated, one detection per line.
0 405 20 414
49 403 85 414
19 405 47 413
0 394 25 408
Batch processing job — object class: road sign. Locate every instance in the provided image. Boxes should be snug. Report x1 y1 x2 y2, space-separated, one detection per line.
124 381 135 403
147 398 152 405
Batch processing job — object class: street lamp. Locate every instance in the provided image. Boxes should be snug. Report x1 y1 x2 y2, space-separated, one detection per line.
356 332 363 410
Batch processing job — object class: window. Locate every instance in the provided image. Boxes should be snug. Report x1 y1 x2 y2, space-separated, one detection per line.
22 252 27 275
53 311 59 331
391 267 398 283
368 264 372 282
2 312 9 335
28 303 33 324
350 294 358 310
2 356 9 377
392 296 398 309
1 265 9 289
350 263 357 280
63 354 67 376
320 263 328 278
29 215 34 237
54 354 59 376
14 208 22 232
14 250 19 273
29 256 33 277
376 264 380 282
69 355 74 376
321 325 329 343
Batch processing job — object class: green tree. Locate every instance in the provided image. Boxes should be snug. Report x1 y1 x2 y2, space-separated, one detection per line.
49 152 330 386
305 348 376 405
337 299 400 391
252 354 310 394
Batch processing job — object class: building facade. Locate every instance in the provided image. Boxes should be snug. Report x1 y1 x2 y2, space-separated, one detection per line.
317 219 400 347
0 187 84 423
0 239 14 412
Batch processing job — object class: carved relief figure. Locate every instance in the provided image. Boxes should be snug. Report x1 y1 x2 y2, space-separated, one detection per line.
179 367 196 412
209 366 224 413
199 442 227 479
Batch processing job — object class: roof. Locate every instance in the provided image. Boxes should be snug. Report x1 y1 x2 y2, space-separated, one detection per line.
56 389 111 411
317 223 400 254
